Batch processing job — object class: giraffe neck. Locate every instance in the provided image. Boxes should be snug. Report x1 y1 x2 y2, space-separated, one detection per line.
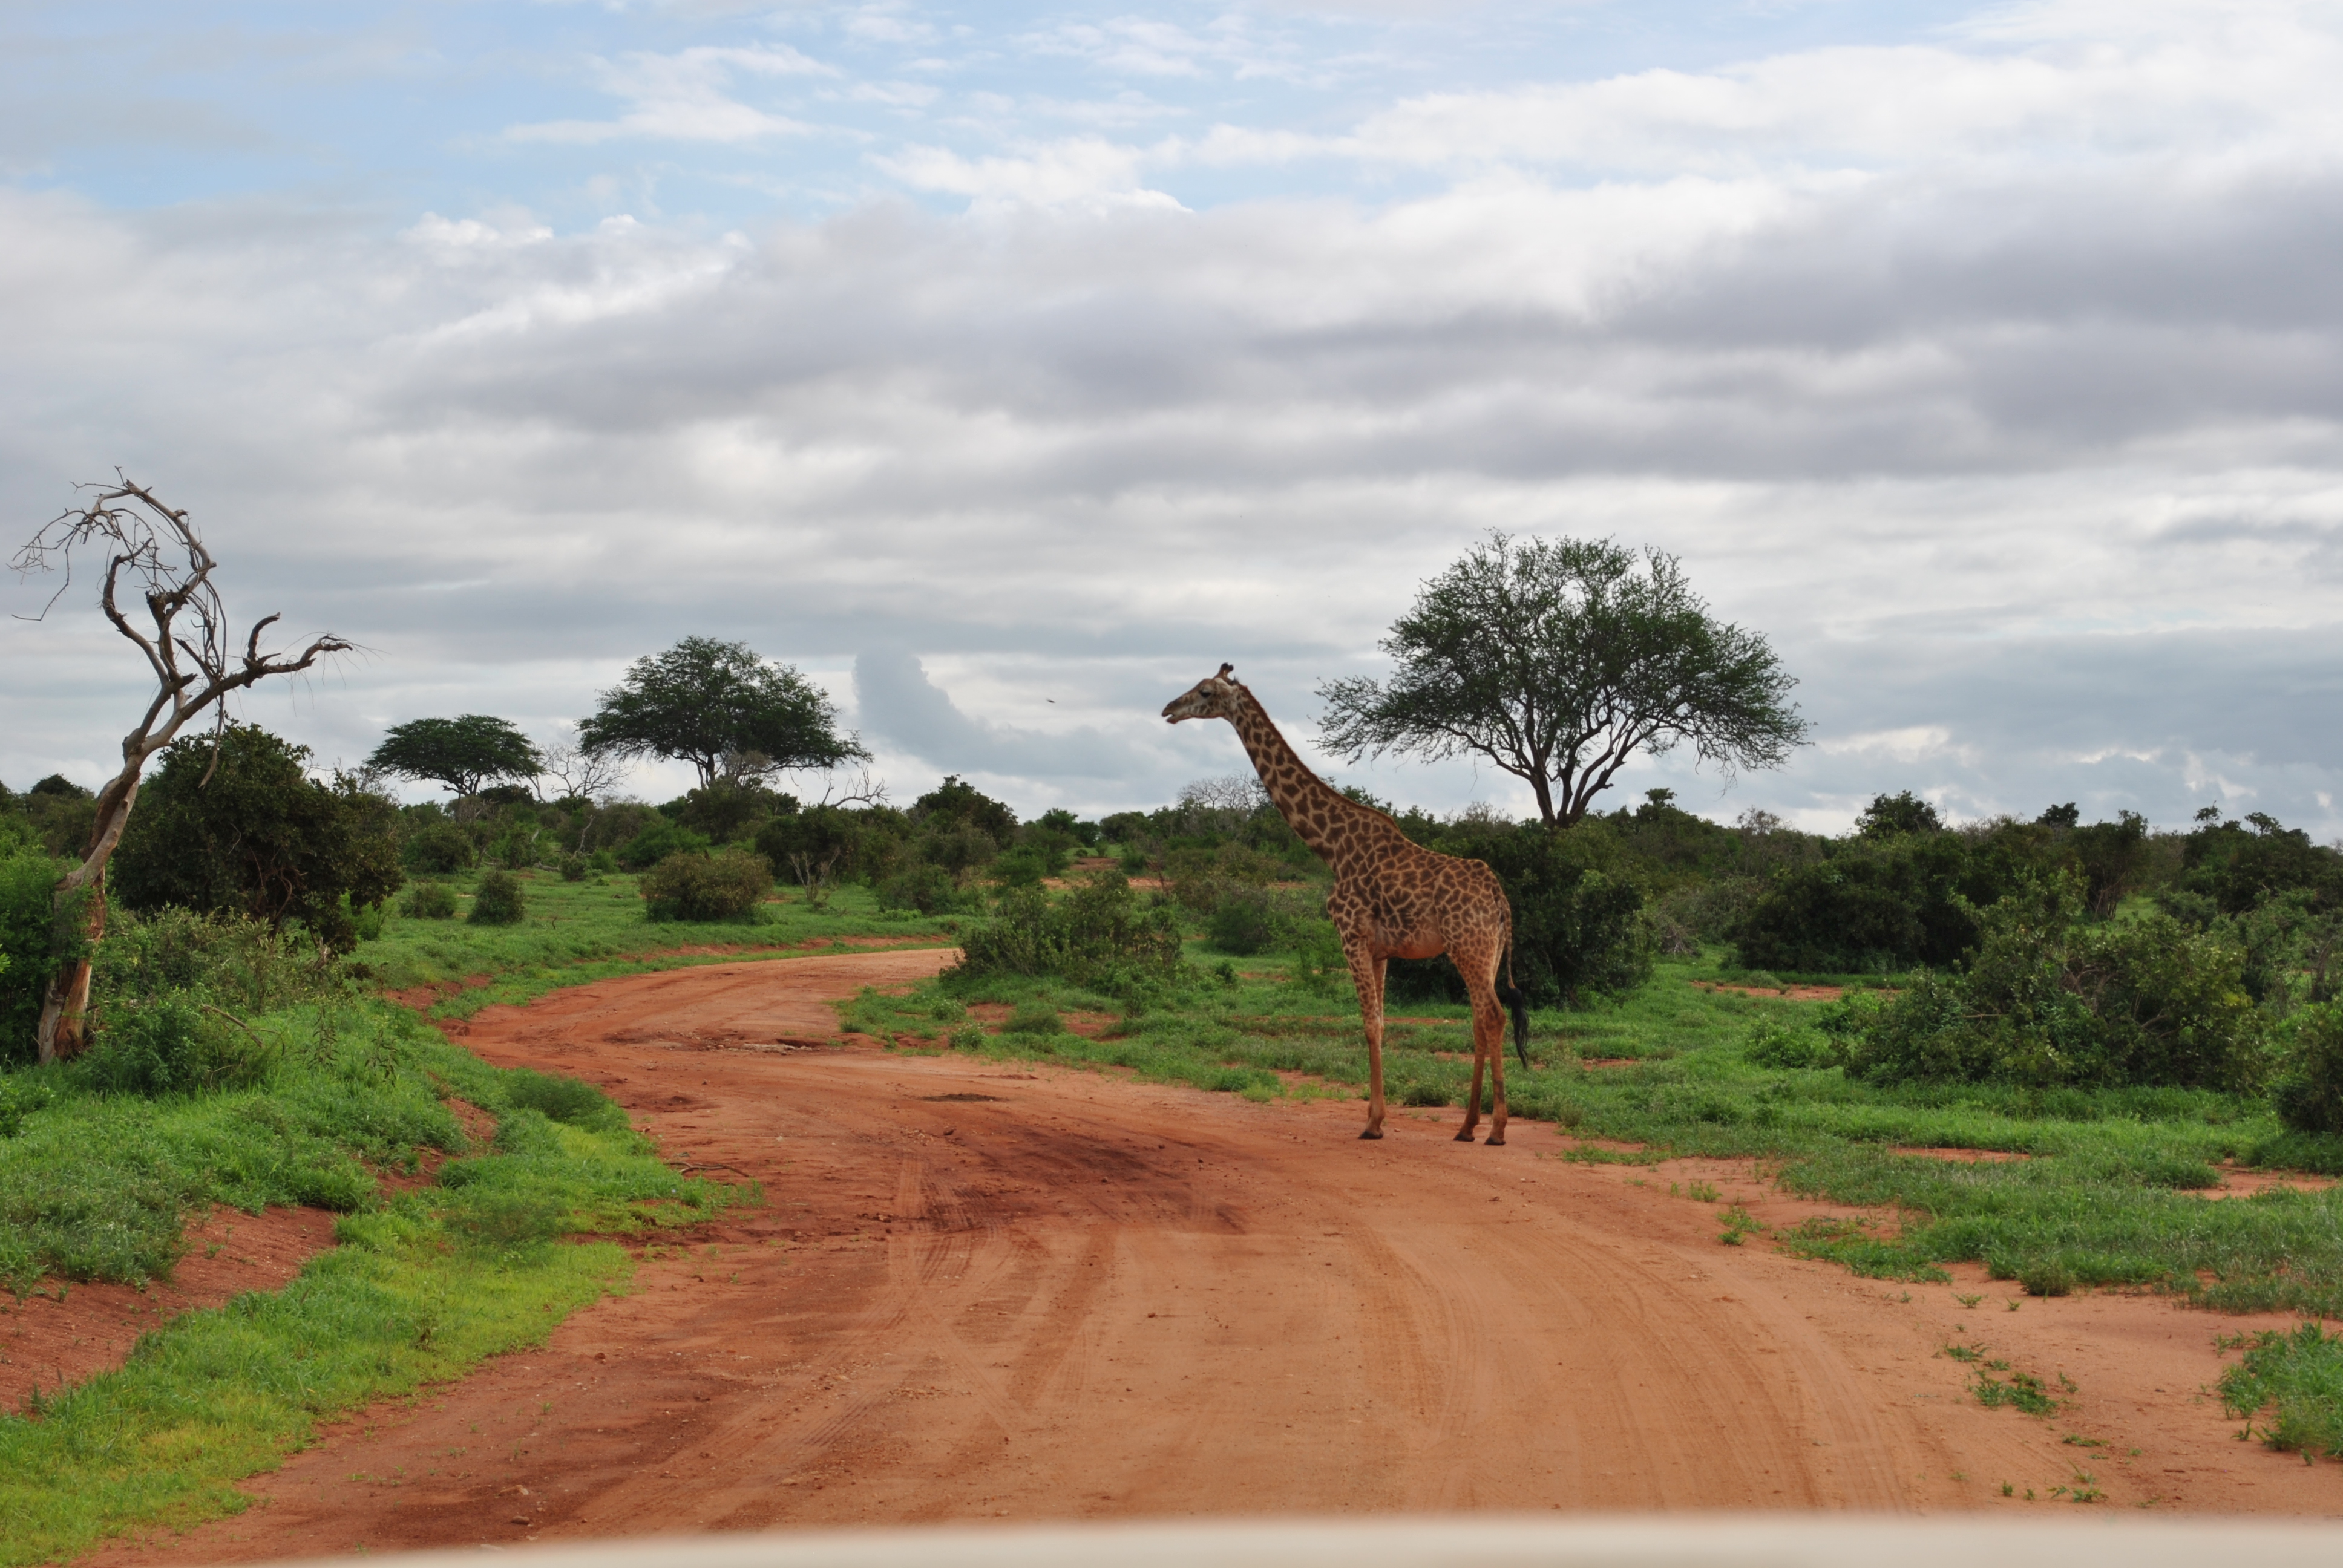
1225 685 1381 871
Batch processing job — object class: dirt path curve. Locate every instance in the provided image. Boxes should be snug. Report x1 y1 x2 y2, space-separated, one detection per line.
98 954 2339 1563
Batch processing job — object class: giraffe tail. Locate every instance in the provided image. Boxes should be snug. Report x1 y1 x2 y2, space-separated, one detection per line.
1495 938 1530 1068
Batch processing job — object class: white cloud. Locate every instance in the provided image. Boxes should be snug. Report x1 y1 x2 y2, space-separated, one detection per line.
505 44 833 145
11 2 2343 832
874 136 1185 212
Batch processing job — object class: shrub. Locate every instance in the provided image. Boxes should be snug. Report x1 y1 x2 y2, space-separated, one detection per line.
468 870 528 926
1745 1016 1834 1070
558 854 588 883
401 820 476 875
112 724 404 948
615 816 712 873
1734 832 1978 973
1208 887 1276 955
76 996 273 1096
949 874 1184 992
992 846 1050 888
755 805 859 884
640 850 772 923
2274 1005 2343 1135
1841 875 2266 1091
90 906 338 1018
876 863 968 916
402 881 459 920
1 850 84 1066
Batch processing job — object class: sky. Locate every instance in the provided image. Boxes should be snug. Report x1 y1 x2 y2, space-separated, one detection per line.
4 0 2341 834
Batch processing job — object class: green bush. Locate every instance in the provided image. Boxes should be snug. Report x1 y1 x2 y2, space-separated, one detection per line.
755 805 859 884
950 873 1184 992
1 850 82 1065
1734 832 1978 973
640 849 772 923
876 863 971 916
113 724 403 949
558 854 588 882
402 880 459 920
992 846 1050 888
2274 1005 2343 1134
1841 876 2266 1090
74 995 273 1096
90 906 337 1018
468 870 528 926
1208 887 1277 955
1745 1016 1834 1070
615 816 712 873
401 820 476 875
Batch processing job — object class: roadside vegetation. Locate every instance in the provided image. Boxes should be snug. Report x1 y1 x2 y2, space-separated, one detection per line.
4 510 2343 1546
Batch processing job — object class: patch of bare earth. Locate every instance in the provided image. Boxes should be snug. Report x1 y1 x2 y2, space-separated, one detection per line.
86 949 2343 1565
1693 981 1850 1002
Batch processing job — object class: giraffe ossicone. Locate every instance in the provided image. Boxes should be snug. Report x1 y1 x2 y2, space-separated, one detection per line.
1161 664 1529 1144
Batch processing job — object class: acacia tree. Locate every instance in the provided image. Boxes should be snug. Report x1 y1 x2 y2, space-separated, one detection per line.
1317 534 1809 829
367 714 541 800
578 636 868 789
11 477 350 1062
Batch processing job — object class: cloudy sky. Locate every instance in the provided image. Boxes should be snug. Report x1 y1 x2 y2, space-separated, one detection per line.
4 0 2340 834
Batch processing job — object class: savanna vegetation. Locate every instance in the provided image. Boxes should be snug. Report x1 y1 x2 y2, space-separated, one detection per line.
7 501 2343 1560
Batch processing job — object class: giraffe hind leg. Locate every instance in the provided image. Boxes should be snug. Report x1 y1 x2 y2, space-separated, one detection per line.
1348 942 1388 1140
1461 935 1509 1146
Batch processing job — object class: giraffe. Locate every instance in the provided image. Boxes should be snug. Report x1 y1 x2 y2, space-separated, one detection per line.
1163 664 1529 1144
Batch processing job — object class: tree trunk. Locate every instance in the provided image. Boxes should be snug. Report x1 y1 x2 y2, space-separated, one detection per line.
34 775 138 1065
33 879 106 1063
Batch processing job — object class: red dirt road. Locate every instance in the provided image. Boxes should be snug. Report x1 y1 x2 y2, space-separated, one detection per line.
97 953 2340 1562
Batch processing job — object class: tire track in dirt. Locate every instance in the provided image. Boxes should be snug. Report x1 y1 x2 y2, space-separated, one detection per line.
90 952 2343 1563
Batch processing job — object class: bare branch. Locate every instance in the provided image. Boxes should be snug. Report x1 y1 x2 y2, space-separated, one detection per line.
15 475 352 1062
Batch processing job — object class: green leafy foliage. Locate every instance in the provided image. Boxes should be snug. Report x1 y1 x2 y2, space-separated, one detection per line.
401 880 458 920
755 805 860 884
639 849 772 923
911 774 1017 841
467 869 527 926
2274 1005 2343 1134
1841 876 2265 1090
950 873 1184 993
0 850 84 1065
615 815 712 872
399 819 476 874
1316 532 1809 827
366 714 540 800
577 636 866 788
112 725 402 949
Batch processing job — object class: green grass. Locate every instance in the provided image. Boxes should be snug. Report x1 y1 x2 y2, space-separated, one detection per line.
0 999 747 1564
358 869 956 1018
844 936 2343 1327
2220 1322 2343 1460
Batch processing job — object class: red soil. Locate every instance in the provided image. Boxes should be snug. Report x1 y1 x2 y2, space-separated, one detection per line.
80 952 2343 1562
1693 982 1849 1002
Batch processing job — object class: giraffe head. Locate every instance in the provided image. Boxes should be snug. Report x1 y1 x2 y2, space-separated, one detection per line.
1161 664 1243 724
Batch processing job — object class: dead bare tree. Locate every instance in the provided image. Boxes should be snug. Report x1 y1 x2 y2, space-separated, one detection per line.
11 475 350 1063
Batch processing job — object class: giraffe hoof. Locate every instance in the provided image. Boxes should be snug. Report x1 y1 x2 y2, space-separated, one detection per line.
1358 1128 1383 1140
1486 1135 1506 1147
1453 1128 1476 1143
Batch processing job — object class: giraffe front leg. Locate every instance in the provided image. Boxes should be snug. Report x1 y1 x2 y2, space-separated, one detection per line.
1348 942 1388 1139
